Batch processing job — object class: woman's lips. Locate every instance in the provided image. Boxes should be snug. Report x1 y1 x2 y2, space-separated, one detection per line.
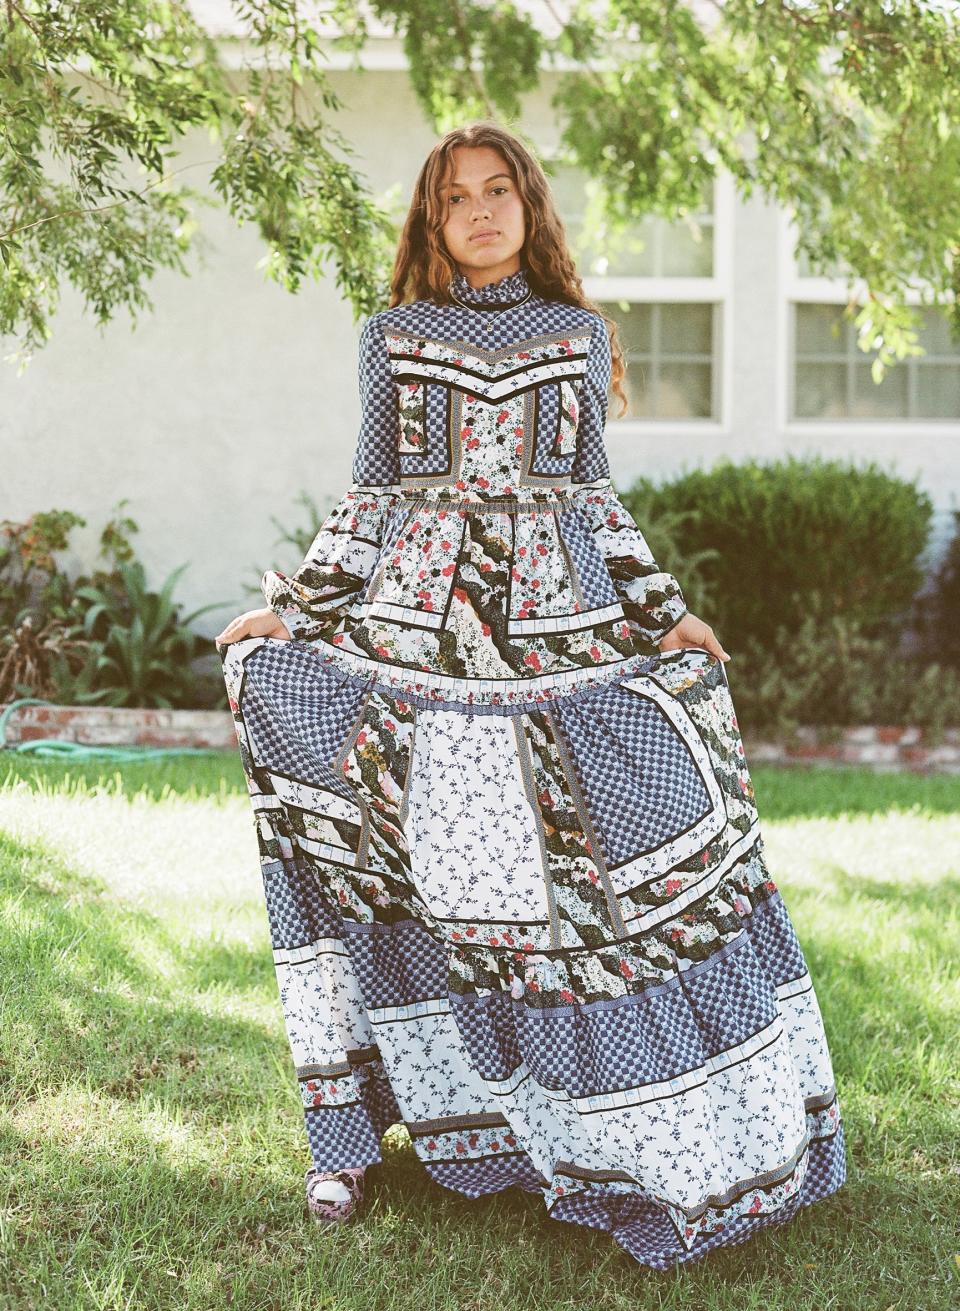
470 231 499 241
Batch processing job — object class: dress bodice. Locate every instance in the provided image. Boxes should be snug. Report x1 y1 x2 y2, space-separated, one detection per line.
259 265 689 710
353 264 606 504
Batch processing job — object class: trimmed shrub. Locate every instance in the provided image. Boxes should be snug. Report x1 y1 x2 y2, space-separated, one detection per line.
620 454 933 652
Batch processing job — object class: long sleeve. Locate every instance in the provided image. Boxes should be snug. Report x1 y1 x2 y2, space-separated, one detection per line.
261 313 402 642
570 315 688 648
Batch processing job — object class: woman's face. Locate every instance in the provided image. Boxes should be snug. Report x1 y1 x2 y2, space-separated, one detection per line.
439 144 526 287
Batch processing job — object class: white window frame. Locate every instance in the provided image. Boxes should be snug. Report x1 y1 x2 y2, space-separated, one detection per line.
777 207 960 433
581 171 734 436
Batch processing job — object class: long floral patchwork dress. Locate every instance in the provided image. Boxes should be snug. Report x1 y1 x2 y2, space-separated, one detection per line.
218 264 846 1269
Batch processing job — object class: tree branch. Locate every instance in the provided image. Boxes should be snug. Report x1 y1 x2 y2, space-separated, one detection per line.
0 157 219 241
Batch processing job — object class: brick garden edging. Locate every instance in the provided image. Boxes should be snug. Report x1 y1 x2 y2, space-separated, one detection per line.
0 704 236 752
1 703 959 771
745 725 960 772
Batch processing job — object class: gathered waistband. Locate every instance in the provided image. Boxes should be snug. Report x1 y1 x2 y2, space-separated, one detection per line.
398 487 580 512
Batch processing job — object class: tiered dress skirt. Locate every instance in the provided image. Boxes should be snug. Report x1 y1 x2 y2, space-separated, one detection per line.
218 617 847 1269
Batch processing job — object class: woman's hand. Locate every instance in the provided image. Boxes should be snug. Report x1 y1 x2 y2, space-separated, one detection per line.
215 606 292 648
657 611 730 662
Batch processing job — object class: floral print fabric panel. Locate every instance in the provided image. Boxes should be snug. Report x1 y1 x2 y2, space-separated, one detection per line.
571 480 688 649
261 491 404 642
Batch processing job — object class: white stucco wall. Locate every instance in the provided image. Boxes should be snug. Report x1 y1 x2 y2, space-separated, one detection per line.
2 62 957 653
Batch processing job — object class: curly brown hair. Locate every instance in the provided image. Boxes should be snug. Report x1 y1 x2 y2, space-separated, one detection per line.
388 120 629 418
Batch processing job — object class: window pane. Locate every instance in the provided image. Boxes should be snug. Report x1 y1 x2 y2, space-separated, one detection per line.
796 303 846 356
795 244 853 280
795 245 815 278
660 221 713 277
548 167 585 234
598 300 715 419
660 302 713 355
604 224 657 277
621 361 655 418
915 364 960 418
851 365 909 418
618 359 712 419
545 161 713 277
546 162 582 214
658 362 712 417
918 308 960 356
795 363 846 418
607 215 712 278
793 213 853 280
794 301 960 419
546 162 593 266
600 300 652 354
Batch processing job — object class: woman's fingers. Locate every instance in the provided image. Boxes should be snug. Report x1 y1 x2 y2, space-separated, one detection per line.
659 612 731 662
214 611 257 646
696 621 730 662
215 608 292 647
214 620 246 647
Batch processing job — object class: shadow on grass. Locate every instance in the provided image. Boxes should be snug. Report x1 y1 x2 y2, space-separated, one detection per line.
0 828 279 1109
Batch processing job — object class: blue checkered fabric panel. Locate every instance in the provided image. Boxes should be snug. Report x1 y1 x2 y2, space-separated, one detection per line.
374 297 601 354
424 1154 546 1199
558 509 621 609
304 1101 385 1172
353 315 402 487
241 641 364 798
344 920 450 1011
423 382 453 474
570 315 612 484
677 935 780 1054
552 682 713 868
447 991 524 1082
261 851 345 953
513 989 705 1097
741 886 809 985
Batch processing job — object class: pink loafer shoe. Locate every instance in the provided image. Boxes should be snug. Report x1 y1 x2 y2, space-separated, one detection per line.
305 1166 366 1225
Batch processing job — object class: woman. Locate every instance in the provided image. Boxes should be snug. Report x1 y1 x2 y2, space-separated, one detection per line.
214 121 846 1269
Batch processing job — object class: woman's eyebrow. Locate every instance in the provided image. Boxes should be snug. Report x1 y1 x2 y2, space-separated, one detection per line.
442 172 512 189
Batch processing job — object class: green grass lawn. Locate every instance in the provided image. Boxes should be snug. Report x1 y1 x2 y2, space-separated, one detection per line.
0 754 957 1311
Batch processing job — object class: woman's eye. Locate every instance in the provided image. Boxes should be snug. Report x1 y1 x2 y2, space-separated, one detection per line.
450 187 509 205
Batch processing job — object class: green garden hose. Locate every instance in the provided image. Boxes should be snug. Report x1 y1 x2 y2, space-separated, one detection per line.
0 697 222 759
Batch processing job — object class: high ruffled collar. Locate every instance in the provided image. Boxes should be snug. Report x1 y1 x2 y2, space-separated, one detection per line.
448 264 531 307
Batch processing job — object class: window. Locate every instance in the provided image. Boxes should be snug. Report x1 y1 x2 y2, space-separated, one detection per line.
793 303 960 421
784 209 960 422
547 163 715 279
545 159 726 421
596 299 717 419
